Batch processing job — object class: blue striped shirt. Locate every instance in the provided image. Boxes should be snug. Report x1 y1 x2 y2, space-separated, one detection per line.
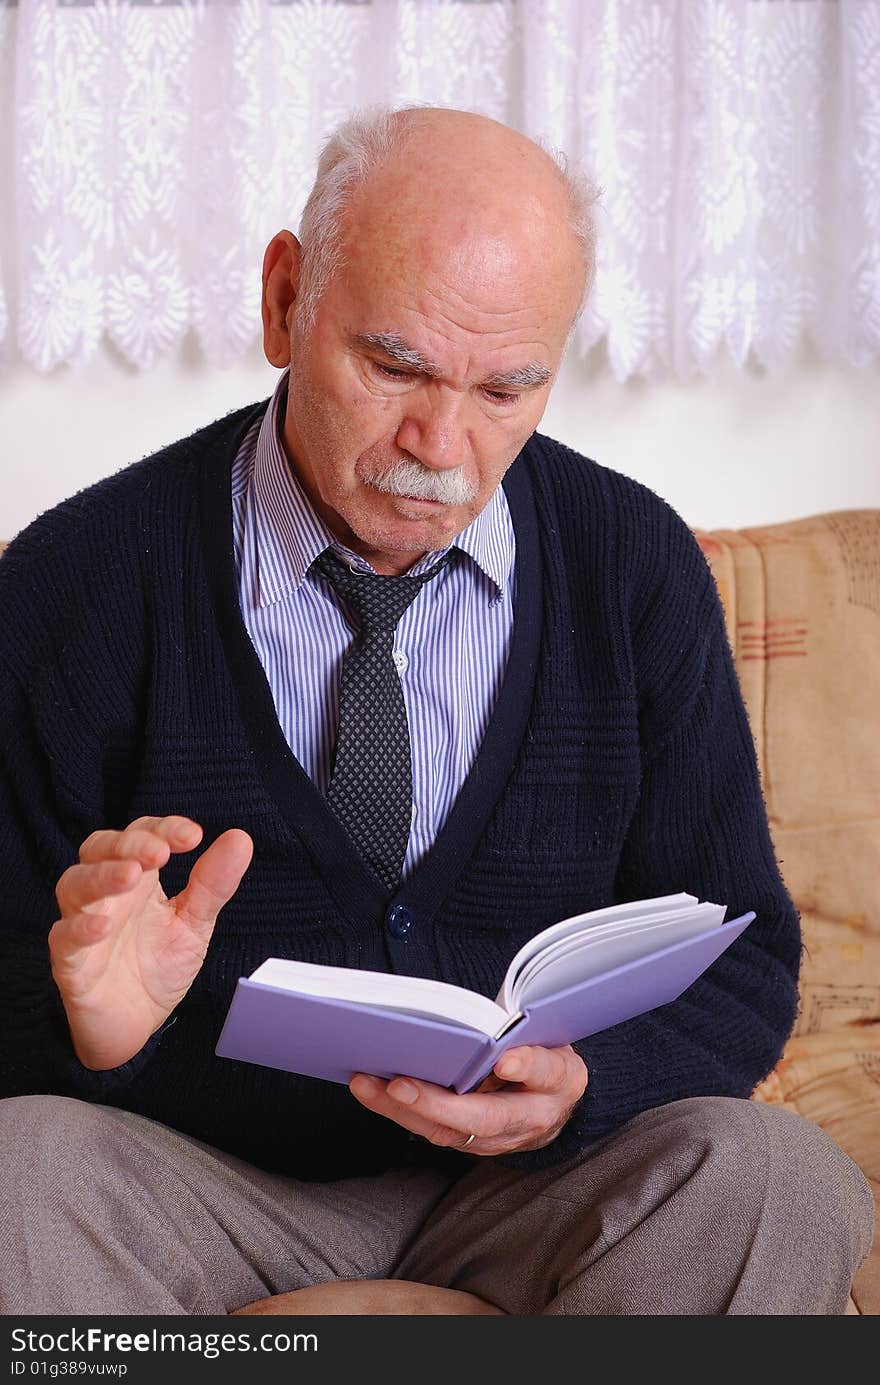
231 366 516 880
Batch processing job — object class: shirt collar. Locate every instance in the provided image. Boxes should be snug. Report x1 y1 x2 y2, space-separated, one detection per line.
250 366 515 607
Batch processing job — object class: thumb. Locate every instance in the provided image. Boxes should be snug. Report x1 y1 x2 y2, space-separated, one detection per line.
173 828 254 929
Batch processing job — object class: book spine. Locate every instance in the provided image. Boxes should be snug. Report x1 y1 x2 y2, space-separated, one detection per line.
451 1036 506 1094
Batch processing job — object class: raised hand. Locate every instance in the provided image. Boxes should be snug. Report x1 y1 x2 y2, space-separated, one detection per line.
49 815 253 1071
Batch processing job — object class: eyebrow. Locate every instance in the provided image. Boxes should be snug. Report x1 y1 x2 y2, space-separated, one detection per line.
355 333 443 377
483 362 553 390
354 332 552 391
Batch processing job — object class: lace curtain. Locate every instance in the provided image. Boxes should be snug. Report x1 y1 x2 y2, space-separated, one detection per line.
0 0 877 381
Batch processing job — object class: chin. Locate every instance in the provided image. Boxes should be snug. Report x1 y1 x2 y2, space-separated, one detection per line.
370 524 451 556
360 500 464 551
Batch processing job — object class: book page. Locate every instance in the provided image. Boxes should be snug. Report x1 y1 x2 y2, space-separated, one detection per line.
496 894 703 1010
248 958 510 1036
511 906 726 994
510 908 726 1007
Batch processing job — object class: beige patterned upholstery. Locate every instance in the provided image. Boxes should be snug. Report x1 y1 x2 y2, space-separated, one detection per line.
2 510 877 1313
694 512 880 1317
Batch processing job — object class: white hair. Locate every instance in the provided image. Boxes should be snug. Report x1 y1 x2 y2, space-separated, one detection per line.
295 105 602 333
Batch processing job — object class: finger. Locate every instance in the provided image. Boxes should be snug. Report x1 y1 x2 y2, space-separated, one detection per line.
172 829 254 930
381 1074 539 1143
349 1074 483 1150
55 859 144 916
357 1051 551 1141
493 1045 580 1095
79 818 203 866
49 912 113 967
390 1056 584 1138
350 1050 588 1155
350 1070 553 1149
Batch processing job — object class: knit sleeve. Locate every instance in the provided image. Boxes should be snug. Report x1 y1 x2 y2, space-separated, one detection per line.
0 538 174 1103
497 513 801 1171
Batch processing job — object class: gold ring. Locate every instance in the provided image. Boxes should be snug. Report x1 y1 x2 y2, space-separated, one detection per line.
461 1133 476 1149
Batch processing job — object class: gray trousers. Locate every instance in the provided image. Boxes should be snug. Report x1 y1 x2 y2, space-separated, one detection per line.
0 1093 872 1315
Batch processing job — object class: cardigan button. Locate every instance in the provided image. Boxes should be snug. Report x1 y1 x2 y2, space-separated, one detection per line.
387 905 414 939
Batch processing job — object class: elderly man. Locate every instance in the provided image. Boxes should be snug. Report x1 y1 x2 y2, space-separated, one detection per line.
0 106 872 1316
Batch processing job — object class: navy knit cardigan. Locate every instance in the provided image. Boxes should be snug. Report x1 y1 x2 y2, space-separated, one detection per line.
0 401 801 1181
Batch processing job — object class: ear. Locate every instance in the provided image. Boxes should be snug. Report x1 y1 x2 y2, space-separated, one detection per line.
261 231 303 368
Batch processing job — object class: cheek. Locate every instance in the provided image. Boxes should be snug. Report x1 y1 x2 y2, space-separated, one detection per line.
471 420 533 489
343 395 407 464
320 407 407 497
310 392 392 468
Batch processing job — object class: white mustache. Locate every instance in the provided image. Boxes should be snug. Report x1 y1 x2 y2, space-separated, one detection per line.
365 457 477 506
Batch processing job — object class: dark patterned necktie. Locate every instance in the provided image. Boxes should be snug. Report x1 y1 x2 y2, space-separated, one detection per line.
311 548 450 893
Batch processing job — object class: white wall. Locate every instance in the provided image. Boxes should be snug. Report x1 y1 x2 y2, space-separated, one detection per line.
1 334 878 544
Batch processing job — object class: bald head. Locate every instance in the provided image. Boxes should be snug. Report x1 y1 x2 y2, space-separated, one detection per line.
260 106 600 575
295 105 599 333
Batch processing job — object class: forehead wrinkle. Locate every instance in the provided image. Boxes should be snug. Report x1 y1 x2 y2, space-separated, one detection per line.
355 332 443 377
422 276 540 331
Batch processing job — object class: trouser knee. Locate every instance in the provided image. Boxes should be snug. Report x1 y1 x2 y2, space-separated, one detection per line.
662 1096 874 1271
0 1094 104 1205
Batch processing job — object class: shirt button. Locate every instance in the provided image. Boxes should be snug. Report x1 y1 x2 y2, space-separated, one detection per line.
393 650 408 673
387 905 414 939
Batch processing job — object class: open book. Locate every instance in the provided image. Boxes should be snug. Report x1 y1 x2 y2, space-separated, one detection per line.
215 893 754 1093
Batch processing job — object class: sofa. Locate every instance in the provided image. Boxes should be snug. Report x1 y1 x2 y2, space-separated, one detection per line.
693 509 879 1316
2 506 877 1315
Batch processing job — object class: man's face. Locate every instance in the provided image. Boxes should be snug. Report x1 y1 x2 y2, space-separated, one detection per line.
276 185 584 574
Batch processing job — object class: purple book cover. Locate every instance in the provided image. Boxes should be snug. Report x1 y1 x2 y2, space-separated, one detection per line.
215 912 755 1092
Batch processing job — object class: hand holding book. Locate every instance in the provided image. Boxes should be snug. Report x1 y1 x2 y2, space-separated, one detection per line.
349 1039 590 1158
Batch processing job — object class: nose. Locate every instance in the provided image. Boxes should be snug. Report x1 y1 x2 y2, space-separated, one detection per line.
395 387 469 471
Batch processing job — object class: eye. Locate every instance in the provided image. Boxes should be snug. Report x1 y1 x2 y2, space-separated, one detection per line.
482 388 520 406
374 361 413 382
